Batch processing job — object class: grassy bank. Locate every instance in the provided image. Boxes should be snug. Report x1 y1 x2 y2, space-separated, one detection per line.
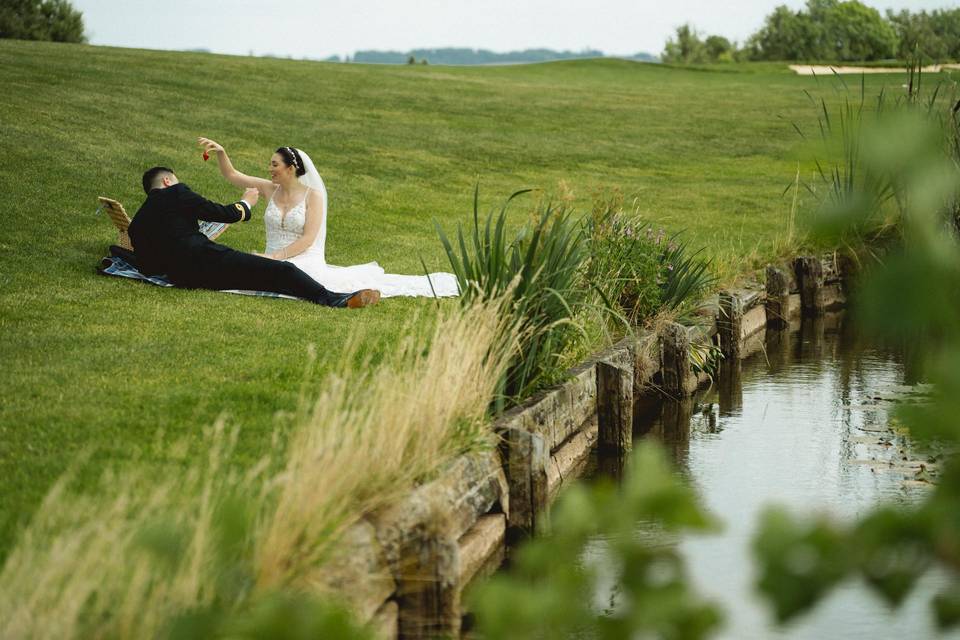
0 39 921 556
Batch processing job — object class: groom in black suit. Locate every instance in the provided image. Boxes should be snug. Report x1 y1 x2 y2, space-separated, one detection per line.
128 166 379 308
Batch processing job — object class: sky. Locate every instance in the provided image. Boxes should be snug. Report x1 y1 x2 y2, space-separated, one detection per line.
72 0 953 60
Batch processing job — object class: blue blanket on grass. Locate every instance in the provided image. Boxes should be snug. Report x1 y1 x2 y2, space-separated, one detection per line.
96 255 301 301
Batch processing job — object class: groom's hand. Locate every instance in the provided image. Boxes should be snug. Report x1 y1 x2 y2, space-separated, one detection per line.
242 187 259 208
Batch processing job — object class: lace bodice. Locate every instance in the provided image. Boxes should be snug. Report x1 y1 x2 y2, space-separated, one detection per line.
264 186 326 260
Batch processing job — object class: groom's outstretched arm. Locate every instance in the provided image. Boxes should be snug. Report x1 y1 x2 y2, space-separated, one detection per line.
177 185 252 224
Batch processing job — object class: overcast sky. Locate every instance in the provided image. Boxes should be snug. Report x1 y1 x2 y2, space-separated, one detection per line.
72 0 952 60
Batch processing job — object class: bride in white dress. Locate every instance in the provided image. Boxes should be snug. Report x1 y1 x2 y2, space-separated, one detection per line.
197 138 459 298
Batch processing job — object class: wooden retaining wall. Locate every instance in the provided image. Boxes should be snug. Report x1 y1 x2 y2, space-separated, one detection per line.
320 254 850 639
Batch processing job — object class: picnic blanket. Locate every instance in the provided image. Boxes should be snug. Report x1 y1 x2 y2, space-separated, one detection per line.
96 253 301 301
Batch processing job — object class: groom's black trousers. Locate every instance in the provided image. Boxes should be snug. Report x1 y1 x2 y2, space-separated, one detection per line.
170 249 352 308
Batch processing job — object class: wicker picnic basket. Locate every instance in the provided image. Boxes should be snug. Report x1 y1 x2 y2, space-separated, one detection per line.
98 196 134 250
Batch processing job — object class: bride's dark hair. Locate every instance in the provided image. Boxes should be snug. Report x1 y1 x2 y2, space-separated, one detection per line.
276 147 306 177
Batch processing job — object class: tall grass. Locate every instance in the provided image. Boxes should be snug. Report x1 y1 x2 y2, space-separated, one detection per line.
798 66 959 242
0 298 518 639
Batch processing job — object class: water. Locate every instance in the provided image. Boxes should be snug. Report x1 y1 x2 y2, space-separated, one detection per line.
588 315 957 639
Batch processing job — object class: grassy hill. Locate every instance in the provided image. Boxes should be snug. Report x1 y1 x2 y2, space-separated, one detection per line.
0 39 913 556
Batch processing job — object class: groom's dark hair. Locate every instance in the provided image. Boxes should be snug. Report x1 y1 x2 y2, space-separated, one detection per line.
142 166 176 194
276 147 306 177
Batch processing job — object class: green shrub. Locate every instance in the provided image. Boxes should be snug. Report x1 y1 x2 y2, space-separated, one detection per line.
584 196 716 326
583 197 663 325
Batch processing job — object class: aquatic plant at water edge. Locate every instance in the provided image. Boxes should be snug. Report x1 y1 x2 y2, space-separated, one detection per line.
658 233 717 315
437 188 588 404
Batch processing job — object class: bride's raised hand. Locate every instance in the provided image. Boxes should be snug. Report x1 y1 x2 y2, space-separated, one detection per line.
197 137 224 159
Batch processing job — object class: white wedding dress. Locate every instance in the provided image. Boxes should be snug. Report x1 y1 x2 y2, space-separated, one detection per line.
263 184 460 298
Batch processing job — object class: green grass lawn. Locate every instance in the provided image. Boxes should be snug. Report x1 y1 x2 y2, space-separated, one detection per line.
0 39 920 557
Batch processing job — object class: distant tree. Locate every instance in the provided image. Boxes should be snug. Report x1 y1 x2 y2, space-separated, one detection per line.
662 24 707 63
406 55 416 65
354 47 608 65
0 0 85 43
822 0 896 61
887 8 960 62
743 5 820 60
746 0 895 62
663 25 739 63
704 35 734 62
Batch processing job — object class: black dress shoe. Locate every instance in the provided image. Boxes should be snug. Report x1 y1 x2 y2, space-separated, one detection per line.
346 289 381 308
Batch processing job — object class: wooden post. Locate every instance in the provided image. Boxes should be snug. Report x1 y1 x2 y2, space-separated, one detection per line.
765 265 790 328
717 359 743 417
657 397 694 461
795 256 825 316
597 359 633 456
660 322 696 398
396 524 460 639
718 291 743 359
503 426 549 538
764 324 792 373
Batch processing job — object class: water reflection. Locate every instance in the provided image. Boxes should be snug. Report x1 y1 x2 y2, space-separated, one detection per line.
592 314 955 640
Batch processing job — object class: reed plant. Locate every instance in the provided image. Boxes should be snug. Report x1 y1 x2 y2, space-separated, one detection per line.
659 235 717 316
0 297 518 639
797 66 959 244
437 188 588 405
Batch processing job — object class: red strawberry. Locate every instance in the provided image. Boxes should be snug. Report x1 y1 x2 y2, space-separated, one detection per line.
202 151 210 161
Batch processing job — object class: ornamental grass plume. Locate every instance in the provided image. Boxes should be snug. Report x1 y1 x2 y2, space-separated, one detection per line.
0 296 518 639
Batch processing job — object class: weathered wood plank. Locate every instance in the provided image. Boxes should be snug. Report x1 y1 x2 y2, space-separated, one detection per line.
660 322 697 397
718 292 743 359
370 449 506 580
370 600 398 640
546 418 599 502
796 256 826 316
740 304 767 342
597 359 633 456
822 282 847 310
457 514 506 590
318 520 396 623
501 421 549 536
394 521 460 639
766 265 791 328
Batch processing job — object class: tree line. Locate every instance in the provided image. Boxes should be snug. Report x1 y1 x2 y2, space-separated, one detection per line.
342 48 657 65
0 0 85 43
662 0 960 64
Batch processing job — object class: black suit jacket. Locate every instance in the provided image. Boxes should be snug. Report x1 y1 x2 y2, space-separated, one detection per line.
128 183 251 283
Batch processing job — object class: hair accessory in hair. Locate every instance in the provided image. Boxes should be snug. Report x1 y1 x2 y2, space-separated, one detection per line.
285 146 300 170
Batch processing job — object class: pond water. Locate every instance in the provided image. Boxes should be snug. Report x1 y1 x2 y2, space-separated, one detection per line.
586 314 957 639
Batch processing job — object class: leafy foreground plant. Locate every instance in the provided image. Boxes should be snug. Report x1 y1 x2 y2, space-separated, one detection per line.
437 188 588 405
753 108 960 628
0 297 518 639
470 443 722 640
